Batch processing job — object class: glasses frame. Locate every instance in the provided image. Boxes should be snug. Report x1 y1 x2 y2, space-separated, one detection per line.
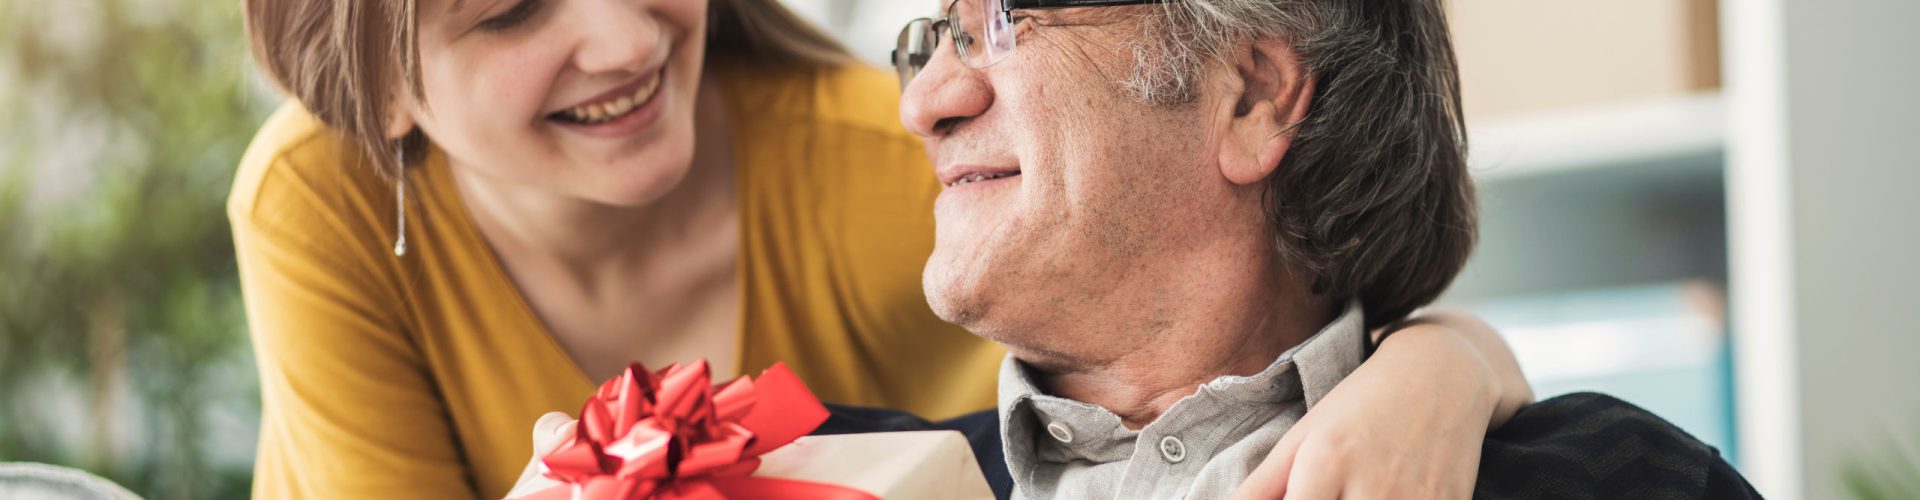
893 0 1174 88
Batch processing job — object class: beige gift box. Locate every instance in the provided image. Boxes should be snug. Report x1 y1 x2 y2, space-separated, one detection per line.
755 431 994 500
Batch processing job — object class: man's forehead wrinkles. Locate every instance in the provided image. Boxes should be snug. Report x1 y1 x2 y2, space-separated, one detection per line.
1029 21 1133 80
1027 7 1139 28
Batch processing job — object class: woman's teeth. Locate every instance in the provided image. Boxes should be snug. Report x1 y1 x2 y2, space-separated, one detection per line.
556 74 662 125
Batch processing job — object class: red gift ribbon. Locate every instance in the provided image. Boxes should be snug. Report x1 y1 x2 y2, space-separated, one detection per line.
519 361 875 500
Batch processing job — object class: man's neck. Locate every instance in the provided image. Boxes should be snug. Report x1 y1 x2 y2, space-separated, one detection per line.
1023 254 1334 429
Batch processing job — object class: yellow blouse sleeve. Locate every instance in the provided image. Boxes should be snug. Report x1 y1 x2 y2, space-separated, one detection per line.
229 106 479 499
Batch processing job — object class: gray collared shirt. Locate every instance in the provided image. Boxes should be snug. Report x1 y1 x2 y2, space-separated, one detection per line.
996 302 1368 499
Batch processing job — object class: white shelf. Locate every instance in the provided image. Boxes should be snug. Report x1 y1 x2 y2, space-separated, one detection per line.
1468 92 1726 181
1446 93 1730 304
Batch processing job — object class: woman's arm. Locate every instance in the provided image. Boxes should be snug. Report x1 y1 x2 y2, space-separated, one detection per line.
1232 310 1532 500
1378 311 1533 428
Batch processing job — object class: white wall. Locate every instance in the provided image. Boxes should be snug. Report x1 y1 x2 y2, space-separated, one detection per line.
1727 0 1920 498
779 0 931 65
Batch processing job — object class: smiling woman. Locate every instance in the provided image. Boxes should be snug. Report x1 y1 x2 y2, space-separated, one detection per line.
243 0 853 182
233 0 1005 497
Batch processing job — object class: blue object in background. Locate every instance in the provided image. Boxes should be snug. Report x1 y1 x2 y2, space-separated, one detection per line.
1468 282 1737 464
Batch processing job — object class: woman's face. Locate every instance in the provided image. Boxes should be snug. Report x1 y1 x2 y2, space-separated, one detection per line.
403 0 711 206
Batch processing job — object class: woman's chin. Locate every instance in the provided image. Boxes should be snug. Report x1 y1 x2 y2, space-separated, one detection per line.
581 163 697 207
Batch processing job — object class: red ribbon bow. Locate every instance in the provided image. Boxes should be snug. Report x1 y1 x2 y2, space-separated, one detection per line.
528 361 875 500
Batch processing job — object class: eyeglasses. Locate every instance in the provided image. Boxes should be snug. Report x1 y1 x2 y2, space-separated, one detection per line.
892 0 1174 89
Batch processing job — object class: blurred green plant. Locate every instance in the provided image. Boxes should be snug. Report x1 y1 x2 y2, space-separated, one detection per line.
1843 421 1920 500
1 0 272 498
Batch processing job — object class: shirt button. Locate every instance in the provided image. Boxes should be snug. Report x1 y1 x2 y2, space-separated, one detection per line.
1159 436 1186 463
1046 422 1075 444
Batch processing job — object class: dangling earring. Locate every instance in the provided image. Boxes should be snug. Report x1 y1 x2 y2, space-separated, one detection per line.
393 141 409 257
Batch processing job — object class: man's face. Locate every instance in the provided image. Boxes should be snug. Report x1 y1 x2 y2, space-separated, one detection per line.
901 1 1258 360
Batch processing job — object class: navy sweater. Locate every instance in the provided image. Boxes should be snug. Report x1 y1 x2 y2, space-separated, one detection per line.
813 392 1762 499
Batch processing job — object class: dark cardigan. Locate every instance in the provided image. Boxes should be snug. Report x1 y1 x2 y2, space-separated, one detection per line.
815 392 1762 499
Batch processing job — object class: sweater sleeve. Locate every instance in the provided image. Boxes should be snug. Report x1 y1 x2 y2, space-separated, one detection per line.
231 149 478 499
1475 392 1759 499
1705 448 1764 499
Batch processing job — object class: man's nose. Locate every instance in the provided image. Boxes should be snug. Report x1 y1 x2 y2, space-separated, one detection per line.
900 43 994 138
569 0 662 75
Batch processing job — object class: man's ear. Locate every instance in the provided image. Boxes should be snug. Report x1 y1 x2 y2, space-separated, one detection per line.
1218 39 1314 186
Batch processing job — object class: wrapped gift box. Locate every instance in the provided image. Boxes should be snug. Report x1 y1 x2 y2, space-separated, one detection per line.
754 431 992 500
511 430 992 500
502 361 992 500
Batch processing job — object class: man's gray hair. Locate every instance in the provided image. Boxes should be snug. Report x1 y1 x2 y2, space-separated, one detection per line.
1131 0 1477 329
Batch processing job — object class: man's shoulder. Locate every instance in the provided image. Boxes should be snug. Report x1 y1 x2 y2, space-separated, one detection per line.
1477 392 1762 499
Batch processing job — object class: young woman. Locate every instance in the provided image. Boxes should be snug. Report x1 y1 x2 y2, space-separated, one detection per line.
233 0 1531 497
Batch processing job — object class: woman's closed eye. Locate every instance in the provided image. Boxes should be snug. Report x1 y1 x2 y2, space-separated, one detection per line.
476 0 543 32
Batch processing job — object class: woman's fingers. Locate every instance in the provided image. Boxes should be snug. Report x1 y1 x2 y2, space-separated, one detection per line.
1232 418 1312 499
532 411 576 455
1278 440 1346 500
507 412 576 499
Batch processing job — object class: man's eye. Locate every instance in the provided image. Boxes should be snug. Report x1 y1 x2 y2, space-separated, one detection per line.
1014 11 1061 25
1010 13 1052 31
477 0 540 32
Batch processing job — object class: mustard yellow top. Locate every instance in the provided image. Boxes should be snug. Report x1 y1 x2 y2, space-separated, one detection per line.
229 63 1005 499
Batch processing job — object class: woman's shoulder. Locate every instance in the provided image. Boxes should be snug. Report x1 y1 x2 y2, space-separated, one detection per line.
804 63 915 139
228 101 392 248
718 61 918 145
722 62 931 181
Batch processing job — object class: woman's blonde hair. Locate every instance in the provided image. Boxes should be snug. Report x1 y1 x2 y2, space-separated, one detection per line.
242 0 855 179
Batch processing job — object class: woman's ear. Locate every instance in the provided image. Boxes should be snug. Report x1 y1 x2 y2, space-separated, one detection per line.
1218 39 1314 186
384 88 420 140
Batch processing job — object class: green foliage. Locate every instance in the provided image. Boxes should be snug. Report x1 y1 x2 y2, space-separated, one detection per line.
1 0 272 498
1843 421 1920 500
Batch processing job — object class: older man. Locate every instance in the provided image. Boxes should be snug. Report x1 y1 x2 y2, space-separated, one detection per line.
889 0 1759 498
509 0 1757 496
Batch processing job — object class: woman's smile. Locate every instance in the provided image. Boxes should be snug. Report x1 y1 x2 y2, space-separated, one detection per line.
545 67 669 139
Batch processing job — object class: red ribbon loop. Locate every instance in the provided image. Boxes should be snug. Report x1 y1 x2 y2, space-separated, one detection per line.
530 361 873 500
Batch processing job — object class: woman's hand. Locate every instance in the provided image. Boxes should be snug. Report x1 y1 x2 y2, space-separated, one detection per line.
1231 311 1532 500
503 412 577 499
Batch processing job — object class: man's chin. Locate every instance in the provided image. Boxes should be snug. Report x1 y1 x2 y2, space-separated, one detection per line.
921 269 984 327
924 277 1087 368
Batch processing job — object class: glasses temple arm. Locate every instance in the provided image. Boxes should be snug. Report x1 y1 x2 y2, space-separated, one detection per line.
1003 0 1174 13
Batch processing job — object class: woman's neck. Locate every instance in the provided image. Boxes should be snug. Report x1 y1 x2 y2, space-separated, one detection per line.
451 74 737 278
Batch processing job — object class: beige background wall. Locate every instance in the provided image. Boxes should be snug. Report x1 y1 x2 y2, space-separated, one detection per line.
1448 0 1720 118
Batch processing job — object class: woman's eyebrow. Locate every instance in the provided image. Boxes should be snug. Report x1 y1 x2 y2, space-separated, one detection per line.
446 0 503 25
449 0 497 18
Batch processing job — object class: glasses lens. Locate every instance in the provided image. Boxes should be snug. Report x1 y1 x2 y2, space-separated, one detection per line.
949 0 1016 69
894 19 935 88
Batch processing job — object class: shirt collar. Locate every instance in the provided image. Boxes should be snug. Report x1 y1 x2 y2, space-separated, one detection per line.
996 301 1369 474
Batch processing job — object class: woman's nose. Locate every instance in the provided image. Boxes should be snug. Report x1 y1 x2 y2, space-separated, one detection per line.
569 0 663 75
